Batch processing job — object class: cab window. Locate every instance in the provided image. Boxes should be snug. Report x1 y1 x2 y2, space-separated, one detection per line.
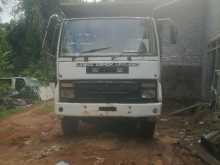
15 78 26 91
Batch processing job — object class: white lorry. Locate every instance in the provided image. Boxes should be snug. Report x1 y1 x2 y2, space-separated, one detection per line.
44 2 177 138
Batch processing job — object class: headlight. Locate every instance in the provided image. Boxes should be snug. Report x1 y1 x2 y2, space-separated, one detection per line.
60 88 75 99
60 82 75 100
141 89 156 99
141 81 157 100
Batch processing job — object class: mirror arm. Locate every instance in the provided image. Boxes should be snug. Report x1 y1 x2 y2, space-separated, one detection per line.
41 14 62 81
42 14 62 50
153 0 179 18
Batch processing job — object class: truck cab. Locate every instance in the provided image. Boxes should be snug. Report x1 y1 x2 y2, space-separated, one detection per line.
54 17 162 137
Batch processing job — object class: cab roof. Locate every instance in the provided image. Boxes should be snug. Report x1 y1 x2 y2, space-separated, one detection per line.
60 1 157 18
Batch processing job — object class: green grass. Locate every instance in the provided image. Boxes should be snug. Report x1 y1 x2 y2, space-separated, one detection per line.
0 107 24 119
40 102 54 113
0 101 54 119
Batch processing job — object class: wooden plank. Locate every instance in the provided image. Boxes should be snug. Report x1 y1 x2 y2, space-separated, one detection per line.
169 103 208 116
179 142 220 165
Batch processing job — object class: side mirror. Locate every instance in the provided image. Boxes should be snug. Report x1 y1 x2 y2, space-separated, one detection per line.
41 14 62 80
157 18 178 44
42 14 62 57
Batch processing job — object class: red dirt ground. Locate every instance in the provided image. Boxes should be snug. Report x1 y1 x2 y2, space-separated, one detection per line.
0 103 204 165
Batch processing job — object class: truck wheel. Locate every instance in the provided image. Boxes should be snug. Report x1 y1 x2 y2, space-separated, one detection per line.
137 120 156 139
61 117 78 137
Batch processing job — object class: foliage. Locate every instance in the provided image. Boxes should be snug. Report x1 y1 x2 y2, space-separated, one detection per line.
0 102 53 119
41 102 54 112
0 25 13 77
0 79 11 96
7 18 42 75
0 107 24 119
4 0 60 80
0 0 60 110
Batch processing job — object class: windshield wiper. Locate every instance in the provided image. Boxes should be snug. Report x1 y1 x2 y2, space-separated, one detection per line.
119 51 153 57
81 47 112 54
122 50 140 54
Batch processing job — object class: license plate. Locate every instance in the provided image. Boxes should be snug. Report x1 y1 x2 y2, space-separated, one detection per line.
99 107 117 112
86 66 129 74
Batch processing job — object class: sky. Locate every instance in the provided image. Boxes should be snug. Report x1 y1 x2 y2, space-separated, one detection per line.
0 0 18 23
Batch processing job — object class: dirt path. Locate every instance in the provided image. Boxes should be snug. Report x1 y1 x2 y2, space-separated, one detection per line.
0 103 204 165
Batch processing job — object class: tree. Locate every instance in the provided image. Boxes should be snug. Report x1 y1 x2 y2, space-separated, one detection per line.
6 0 60 80
0 25 13 76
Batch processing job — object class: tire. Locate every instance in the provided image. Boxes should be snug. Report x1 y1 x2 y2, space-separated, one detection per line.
61 117 79 137
137 119 156 139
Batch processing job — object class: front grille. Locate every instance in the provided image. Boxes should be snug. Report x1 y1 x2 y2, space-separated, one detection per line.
60 80 157 103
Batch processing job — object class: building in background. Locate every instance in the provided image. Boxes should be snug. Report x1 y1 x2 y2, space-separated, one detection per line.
205 0 220 108
156 0 207 100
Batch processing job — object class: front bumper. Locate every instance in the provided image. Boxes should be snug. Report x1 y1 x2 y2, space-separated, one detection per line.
55 102 162 118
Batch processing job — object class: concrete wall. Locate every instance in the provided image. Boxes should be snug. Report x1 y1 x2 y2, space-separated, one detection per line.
201 0 220 99
207 0 220 39
157 0 206 99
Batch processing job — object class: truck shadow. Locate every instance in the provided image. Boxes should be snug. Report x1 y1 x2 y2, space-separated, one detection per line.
71 119 156 141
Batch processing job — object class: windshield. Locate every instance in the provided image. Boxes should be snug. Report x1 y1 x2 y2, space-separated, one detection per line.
26 78 41 87
60 19 156 57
